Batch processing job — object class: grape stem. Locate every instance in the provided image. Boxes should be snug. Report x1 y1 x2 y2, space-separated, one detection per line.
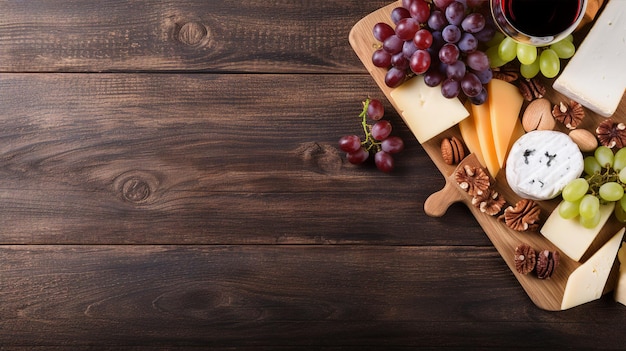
359 98 382 153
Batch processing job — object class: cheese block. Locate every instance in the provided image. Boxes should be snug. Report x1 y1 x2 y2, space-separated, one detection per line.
553 0 626 117
471 101 500 178
561 228 625 310
613 242 626 306
487 79 524 169
506 130 584 200
390 76 469 143
458 101 487 168
541 201 615 261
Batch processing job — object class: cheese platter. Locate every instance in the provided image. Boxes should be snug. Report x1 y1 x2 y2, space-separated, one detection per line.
349 0 626 310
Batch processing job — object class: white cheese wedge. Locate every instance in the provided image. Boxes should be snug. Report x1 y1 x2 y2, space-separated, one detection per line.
390 76 469 144
541 201 615 262
613 242 626 306
506 130 583 201
553 0 626 117
561 228 624 310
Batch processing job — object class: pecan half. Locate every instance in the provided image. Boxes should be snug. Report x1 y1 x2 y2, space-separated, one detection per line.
552 100 585 129
514 243 536 275
492 65 519 83
455 164 490 196
499 199 541 231
596 119 626 148
471 189 506 216
536 250 560 279
517 78 546 101
441 136 465 165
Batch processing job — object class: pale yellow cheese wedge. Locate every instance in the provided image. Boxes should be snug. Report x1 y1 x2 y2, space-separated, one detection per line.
613 242 626 306
488 79 524 169
561 228 625 310
390 76 469 143
471 101 500 178
458 101 487 168
541 201 615 262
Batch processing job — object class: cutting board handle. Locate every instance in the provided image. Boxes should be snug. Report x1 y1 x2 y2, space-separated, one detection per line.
424 179 465 217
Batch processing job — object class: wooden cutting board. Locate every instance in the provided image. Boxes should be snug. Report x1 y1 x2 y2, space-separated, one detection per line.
349 1 626 311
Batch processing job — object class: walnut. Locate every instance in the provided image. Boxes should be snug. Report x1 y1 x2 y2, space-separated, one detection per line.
514 243 536 275
499 199 541 231
471 189 506 216
492 65 519 83
536 250 560 279
441 136 465 165
596 119 626 149
517 78 546 101
455 164 490 196
552 100 585 129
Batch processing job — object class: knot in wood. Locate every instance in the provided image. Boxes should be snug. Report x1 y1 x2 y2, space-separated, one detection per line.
122 177 151 203
178 22 208 46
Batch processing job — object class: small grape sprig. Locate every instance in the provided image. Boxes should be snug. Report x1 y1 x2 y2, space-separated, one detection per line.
338 98 405 173
559 146 626 228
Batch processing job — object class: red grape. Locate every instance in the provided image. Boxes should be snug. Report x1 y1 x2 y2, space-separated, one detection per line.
375 151 395 173
372 49 392 68
461 72 483 97
395 18 420 41
410 0 431 23
381 136 405 154
347 147 369 165
373 22 395 42
410 49 431 75
385 67 406 88
339 135 362 153
413 28 433 50
438 43 459 64
371 120 392 141
366 99 385 120
391 7 412 25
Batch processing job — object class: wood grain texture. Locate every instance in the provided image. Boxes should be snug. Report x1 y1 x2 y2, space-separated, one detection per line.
0 0 389 73
0 73 486 245
2 245 626 349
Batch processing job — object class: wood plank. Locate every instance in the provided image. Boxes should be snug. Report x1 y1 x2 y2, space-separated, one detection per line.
2 245 625 348
0 0 390 73
0 73 484 245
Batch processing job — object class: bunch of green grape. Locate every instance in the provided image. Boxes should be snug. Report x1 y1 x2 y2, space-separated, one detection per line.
559 146 626 228
485 33 576 79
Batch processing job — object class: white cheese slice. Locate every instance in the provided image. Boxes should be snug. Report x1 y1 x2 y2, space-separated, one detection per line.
505 130 583 201
553 0 626 117
561 228 624 310
613 242 626 306
390 76 469 144
541 201 615 261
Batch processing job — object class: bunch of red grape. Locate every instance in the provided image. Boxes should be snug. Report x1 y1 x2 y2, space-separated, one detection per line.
372 0 497 104
338 98 405 173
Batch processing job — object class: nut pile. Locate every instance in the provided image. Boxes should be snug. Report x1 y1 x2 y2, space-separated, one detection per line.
514 243 560 279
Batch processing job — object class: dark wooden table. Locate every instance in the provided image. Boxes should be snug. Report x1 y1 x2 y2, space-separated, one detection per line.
1 1 625 349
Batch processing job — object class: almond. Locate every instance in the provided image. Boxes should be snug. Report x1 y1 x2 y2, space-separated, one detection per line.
522 98 555 132
569 128 598 152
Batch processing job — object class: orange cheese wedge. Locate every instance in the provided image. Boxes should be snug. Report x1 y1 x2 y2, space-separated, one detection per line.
472 100 500 178
458 101 486 168
488 79 524 171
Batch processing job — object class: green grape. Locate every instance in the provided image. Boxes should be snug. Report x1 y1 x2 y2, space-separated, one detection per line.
613 147 626 171
562 178 589 202
619 167 626 183
498 37 518 62
580 209 601 228
621 194 626 212
584 155 602 175
520 60 540 79
486 45 509 68
550 39 575 59
559 199 581 219
539 49 560 78
516 43 537 65
594 145 614 168
599 182 624 202
579 194 600 219
564 34 574 42
614 201 626 223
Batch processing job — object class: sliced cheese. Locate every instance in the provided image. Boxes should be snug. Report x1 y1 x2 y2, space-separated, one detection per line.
561 227 625 310
613 242 626 306
487 79 524 168
472 101 500 178
553 0 626 117
458 101 487 168
541 201 615 262
390 76 469 143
